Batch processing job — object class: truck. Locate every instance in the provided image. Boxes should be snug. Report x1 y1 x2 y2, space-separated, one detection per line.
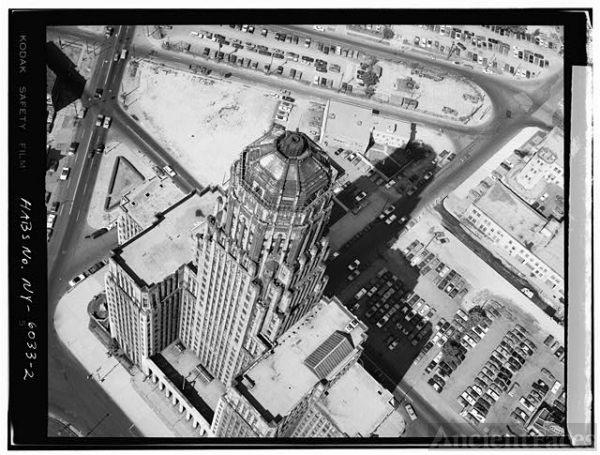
120 49 128 60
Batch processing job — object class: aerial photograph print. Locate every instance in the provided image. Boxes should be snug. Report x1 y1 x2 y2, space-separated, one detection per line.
7 7 594 450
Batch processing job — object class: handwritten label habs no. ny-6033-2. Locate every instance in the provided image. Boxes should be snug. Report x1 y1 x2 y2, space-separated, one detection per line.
19 198 37 381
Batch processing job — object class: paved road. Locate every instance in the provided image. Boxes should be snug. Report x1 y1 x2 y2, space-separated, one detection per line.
47 25 143 438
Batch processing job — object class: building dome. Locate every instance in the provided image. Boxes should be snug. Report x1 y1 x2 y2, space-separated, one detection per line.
239 129 333 209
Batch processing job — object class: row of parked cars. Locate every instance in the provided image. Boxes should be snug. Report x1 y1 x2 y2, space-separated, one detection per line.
460 323 537 426
424 308 480 394
403 239 470 300
67 259 107 290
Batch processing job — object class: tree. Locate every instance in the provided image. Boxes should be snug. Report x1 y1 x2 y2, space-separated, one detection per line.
442 339 463 365
468 306 487 326
383 27 395 40
362 70 379 87
365 86 376 98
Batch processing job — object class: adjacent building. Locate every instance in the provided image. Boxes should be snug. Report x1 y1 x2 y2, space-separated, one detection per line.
181 129 337 385
105 188 221 369
117 176 185 244
210 296 405 438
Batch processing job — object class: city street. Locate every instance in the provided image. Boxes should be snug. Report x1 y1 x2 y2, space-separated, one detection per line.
45 24 562 437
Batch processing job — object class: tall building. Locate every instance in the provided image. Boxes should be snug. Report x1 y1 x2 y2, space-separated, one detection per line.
105 189 221 369
210 296 405 438
180 129 337 385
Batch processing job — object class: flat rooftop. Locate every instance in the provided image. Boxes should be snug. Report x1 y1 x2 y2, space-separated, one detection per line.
159 340 226 413
373 409 406 437
119 188 220 286
453 127 542 198
475 182 546 247
319 363 398 437
239 297 367 420
121 177 184 230
534 127 564 168
533 222 565 278
323 99 372 150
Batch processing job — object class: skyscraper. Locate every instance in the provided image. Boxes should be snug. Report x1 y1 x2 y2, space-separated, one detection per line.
180 129 336 385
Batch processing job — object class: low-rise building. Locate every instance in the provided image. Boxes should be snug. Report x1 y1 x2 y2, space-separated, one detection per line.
210 296 405 437
117 176 185 244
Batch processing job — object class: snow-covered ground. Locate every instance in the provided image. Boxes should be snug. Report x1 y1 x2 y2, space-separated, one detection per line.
120 60 278 186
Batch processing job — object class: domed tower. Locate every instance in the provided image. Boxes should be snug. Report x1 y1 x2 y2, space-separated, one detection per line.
180 129 337 385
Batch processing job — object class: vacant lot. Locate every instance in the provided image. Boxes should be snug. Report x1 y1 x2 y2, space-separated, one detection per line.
120 60 278 186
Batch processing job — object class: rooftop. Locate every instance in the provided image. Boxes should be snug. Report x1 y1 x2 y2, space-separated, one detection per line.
120 177 184 231
534 127 564 169
119 188 220 287
533 221 565 278
161 341 225 412
319 363 398 437
237 297 367 421
323 100 372 151
475 182 546 247
240 129 334 209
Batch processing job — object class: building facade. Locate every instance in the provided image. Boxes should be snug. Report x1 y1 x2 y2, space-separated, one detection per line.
180 129 336 385
105 189 220 371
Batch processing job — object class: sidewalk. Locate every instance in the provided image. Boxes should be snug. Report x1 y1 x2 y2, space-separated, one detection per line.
53 267 176 437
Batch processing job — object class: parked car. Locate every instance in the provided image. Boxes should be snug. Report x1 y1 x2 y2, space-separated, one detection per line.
68 273 87 289
348 259 360 271
163 165 176 177
405 403 418 421
68 142 79 155
59 167 70 181
347 270 360 281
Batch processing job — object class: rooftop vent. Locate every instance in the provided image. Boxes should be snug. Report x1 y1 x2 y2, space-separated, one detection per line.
304 331 354 380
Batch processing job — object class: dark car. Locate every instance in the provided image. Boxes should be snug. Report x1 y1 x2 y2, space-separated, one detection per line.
425 360 437 374
48 159 59 172
50 201 60 213
94 88 103 99
87 261 105 275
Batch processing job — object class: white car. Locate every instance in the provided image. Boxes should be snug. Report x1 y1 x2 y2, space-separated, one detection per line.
550 380 562 395
521 287 534 298
378 205 395 220
355 191 367 202
95 114 104 127
462 334 477 348
103 116 112 129
279 105 292 113
469 409 486 423
355 288 367 300
68 273 86 289
385 214 398 225
461 391 476 406
59 167 70 181
405 403 418 421
457 309 469 321
276 114 288 122
313 25 325 32
520 397 536 413
47 213 57 229
348 259 360 271
163 165 176 177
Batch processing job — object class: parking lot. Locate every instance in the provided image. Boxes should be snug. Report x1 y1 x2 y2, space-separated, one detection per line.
325 205 565 436
161 25 366 94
